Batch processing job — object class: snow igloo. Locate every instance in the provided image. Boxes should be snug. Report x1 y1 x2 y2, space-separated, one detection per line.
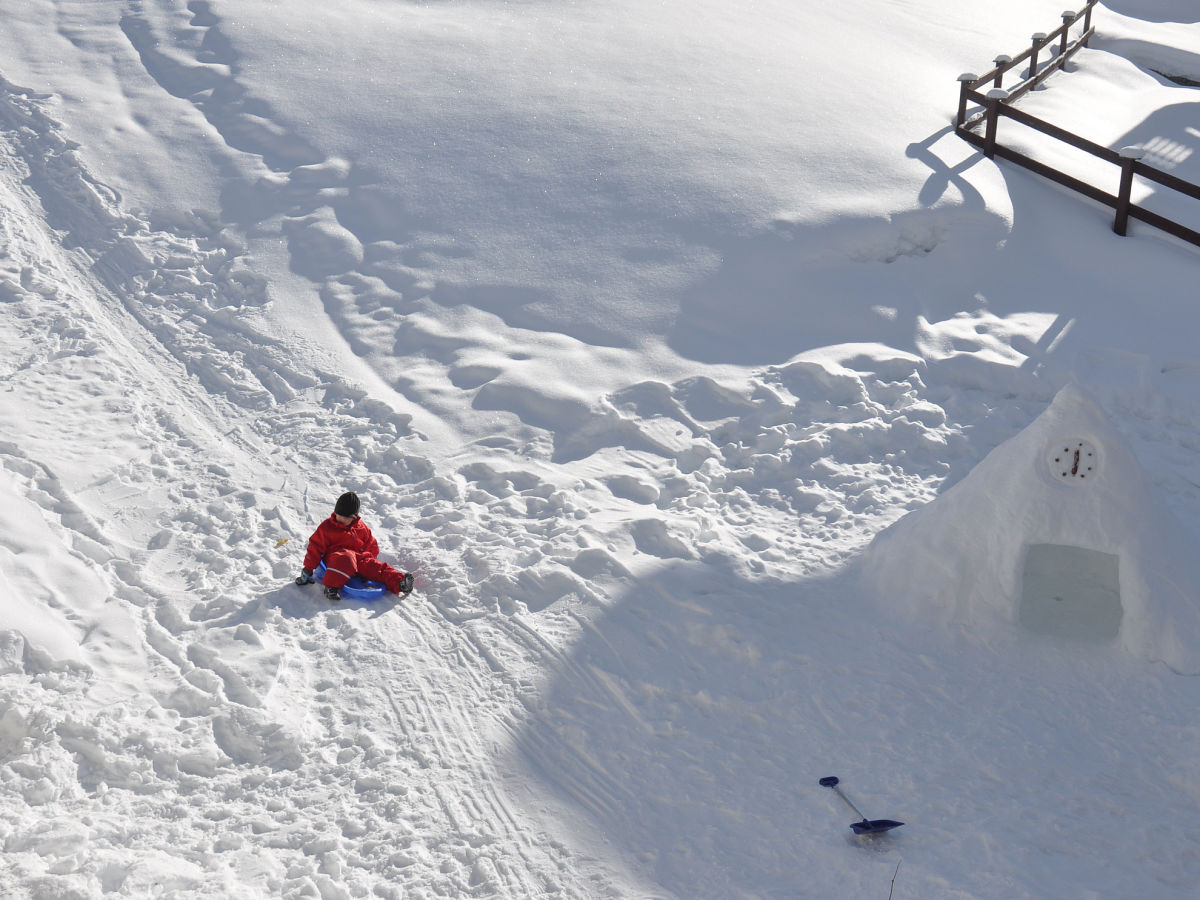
861 383 1200 673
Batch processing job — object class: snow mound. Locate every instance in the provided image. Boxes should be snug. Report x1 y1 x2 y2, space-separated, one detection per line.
861 383 1200 673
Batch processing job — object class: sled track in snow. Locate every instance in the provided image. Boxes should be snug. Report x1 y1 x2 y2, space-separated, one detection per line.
0 69 990 893
0 73 641 896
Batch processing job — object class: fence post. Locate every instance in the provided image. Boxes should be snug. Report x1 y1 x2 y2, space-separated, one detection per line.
984 89 1009 159
956 73 978 127
993 55 1012 88
1029 33 1047 81
1113 147 1145 236
1059 10 1075 58
1083 3 1093 45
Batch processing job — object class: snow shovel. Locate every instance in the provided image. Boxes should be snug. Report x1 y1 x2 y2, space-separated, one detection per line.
819 776 904 834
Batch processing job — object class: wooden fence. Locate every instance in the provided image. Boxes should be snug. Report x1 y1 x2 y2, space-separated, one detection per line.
954 1 1200 250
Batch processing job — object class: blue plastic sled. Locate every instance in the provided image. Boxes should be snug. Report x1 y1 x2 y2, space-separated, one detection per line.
313 560 388 601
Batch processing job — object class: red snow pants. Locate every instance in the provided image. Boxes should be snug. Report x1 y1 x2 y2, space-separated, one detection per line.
323 549 406 594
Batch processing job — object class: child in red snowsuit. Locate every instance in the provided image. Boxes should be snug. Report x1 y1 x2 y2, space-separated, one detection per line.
295 492 413 601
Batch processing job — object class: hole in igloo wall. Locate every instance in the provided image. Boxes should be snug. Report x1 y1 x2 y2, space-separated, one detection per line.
1019 544 1122 641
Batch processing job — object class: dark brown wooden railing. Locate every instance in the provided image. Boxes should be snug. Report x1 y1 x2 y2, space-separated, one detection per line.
954 1 1200 250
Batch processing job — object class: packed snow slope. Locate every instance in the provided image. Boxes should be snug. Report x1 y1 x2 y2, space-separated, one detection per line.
1 1 1200 897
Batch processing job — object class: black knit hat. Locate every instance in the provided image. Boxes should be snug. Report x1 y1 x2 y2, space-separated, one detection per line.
334 491 360 518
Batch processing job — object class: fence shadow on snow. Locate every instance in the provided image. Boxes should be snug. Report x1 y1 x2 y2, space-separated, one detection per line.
954 1 1200 251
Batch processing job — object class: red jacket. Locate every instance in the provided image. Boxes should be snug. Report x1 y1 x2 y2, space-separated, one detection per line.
303 516 380 571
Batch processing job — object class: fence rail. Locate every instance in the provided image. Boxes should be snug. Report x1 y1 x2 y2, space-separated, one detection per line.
954 1 1200 250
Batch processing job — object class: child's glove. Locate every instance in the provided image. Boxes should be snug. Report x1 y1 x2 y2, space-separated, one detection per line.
295 568 315 585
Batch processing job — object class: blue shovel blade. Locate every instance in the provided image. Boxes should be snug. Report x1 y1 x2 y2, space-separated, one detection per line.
850 819 904 834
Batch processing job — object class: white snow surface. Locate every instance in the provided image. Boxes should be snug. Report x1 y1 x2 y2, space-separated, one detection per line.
0 1 1198 897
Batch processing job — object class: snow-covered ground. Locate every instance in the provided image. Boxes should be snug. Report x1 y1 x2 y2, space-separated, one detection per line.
1 1 1199 896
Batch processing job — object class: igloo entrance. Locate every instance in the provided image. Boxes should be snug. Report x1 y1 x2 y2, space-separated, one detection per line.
1018 544 1122 641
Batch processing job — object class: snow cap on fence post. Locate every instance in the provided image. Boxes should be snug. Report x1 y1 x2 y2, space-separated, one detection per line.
1114 147 1146 236
993 54 1013 88
983 88 1009 159
1030 33 1047 83
1060 11 1075 57
956 73 978 127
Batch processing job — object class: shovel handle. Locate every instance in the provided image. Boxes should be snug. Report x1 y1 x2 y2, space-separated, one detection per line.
819 776 868 821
